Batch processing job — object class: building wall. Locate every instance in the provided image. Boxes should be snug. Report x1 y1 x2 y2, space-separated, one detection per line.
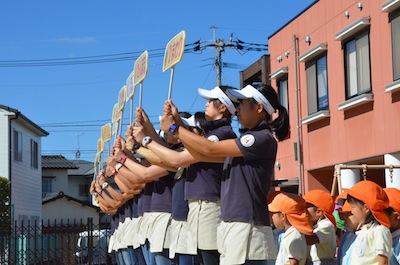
10 118 43 223
43 168 69 194
68 175 91 202
268 0 400 192
0 110 11 180
42 198 99 225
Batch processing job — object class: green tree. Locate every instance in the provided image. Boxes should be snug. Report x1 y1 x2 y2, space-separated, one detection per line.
0 177 11 235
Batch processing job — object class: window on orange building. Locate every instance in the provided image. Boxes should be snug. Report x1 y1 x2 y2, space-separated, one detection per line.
306 54 328 115
391 10 400 81
277 76 289 112
344 31 371 99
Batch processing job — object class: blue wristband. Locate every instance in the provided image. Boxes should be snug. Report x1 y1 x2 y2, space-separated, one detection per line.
168 123 180 135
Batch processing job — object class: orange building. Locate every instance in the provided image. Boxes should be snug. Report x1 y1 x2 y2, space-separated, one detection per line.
264 0 400 194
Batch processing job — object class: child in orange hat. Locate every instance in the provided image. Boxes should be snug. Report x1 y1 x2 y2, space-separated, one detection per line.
336 192 358 265
344 180 392 265
383 188 400 265
303 190 337 264
268 191 284 254
269 192 314 265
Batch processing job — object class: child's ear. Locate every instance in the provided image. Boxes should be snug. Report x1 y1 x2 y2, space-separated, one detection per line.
394 212 400 220
363 203 371 214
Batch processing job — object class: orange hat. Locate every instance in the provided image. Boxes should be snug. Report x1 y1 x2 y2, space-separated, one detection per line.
383 188 400 213
267 190 282 204
344 180 390 228
269 192 314 235
303 190 336 229
336 192 352 212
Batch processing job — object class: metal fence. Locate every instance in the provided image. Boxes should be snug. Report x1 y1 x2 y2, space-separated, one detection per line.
0 218 114 265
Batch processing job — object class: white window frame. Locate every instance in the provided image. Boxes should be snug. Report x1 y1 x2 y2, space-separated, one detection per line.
306 54 329 115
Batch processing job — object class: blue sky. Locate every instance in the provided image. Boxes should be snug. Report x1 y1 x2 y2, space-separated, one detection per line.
1 1 315 161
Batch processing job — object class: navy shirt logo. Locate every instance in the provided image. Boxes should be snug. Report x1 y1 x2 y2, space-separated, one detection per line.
207 134 220 142
240 134 255 147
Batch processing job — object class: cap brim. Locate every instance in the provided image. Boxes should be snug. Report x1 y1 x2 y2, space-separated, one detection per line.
227 87 252 102
198 87 217 100
181 116 197 127
268 201 280 213
339 201 352 212
286 213 314 236
372 210 391 228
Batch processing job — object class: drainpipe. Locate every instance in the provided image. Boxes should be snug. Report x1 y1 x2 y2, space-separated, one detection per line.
293 35 303 195
9 110 20 223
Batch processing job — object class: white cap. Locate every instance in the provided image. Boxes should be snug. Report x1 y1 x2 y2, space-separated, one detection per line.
197 86 236 117
181 115 200 128
227 85 275 115
158 115 199 128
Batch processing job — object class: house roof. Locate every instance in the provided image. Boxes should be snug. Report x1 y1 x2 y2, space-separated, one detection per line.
42 155 79 169
42 191 99 211
0 104 49 136
69 160 95 176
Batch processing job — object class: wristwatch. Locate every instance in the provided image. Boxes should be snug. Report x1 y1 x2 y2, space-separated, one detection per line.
168 123 180 135
115 163 123 173
120 156 128 166
142 136 152 147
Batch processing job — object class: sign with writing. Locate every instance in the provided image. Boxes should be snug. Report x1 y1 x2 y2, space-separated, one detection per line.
134 50 149 86
163 30 186 72
111 103 121 123
126 70 135 101
101 123 112 142
118 85 127 111
112 121 118 136
97 137 104 153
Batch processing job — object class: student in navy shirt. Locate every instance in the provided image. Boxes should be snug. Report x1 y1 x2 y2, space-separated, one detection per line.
134 86 237 265
160 83 290 265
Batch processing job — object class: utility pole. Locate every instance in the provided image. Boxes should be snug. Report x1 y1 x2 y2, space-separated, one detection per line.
210 26 224 86
198 26 268 86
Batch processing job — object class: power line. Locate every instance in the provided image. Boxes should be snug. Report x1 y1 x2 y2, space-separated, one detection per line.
0 42 202 67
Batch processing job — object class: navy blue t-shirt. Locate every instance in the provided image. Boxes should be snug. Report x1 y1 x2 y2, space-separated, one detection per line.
220 120 277 226
172 167 189 220
150 171 174 213
124 198 134 218
139 181 154 214
185 118 237 201
117 204 126 224
132 196 139 218
111 214 118 234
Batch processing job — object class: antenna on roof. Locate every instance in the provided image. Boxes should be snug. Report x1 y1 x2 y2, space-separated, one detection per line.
75 132 85 159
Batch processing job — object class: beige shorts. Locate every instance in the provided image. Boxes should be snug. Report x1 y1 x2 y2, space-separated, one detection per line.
166 219 197 258
113 220 130 251
108 233 115 253
187 200 221 252
137 213 154 245
147 212 171 253
123 217 140 249
217 221 277 265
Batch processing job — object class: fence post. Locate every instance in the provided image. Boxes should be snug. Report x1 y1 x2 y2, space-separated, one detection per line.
88 217 93 264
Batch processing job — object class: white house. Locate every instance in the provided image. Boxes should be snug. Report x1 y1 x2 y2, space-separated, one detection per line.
0 105 48 225
42 155 105 225
42 191 100 225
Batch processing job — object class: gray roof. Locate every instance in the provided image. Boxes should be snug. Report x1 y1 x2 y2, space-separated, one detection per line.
69 160 95 176
0 104 49 136
42 191 99 210
42 155 78 169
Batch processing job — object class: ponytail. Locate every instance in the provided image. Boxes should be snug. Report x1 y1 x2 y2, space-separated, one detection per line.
253 83 290 141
